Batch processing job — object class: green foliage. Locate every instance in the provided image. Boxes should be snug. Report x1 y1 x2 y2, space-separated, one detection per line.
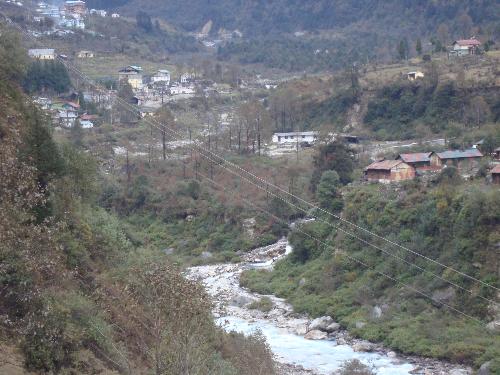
23 60 71 94
303 88 359 129
248 296 273 312
136 11 153 32
317 170 343 213
338 359 375 375
364 81 497 140
218 35 376 72
311 141 355 190
243 183 500 367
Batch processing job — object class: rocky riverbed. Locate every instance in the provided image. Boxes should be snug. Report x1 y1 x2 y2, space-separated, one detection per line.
187 235 472 375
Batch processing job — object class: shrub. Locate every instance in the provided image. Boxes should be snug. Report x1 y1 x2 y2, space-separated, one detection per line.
248 296 273 312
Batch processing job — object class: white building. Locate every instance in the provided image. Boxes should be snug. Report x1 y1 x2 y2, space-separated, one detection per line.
56 110 78 127
180 73 194 85
90 9 106 16
272 131 318 145
80 120 94 129
170 85 195 95
151 69 171 85
28 48 55 60
452 38 481 56
111 13 120 18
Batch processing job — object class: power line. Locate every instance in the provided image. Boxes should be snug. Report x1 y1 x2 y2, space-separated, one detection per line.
3 15 497 319
190 166 492 329
55 52 500 306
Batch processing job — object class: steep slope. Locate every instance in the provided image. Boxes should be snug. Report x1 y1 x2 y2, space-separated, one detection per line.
89 0 499 39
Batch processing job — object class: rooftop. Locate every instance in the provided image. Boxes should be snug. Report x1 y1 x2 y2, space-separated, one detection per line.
398 152 432 163
454 38 481 47
274 131 318 137
28 48 55 54
365 160 404 171
491 165 500 174
119 65 143 73
437 149 483 159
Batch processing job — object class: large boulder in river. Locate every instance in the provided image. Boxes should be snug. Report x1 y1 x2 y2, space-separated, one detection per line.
308 316 333 331
295 324 308 335
352 342 375 352
478 361 491 375
325 322 341 332
304 330 327 340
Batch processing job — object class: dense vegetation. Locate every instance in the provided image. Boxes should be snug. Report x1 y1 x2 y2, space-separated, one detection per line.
94 0 500 39
364 79 499 140
242 176 500 370
0 27 276 374
84 0 500 71
23 60 72 94
217 34 376 72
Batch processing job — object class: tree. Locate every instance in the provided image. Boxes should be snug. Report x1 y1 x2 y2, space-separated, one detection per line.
398 38 409 60
466 96 490 128
458 12 473 38
437 23 449 48
136 11 153 33
115 82 137 124
310 141 355 191
70 119 84 148
155 106 175 160
316 170 343 213
415 38 422 56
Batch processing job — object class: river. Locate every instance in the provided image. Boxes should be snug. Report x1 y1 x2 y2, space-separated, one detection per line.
187 230 471 375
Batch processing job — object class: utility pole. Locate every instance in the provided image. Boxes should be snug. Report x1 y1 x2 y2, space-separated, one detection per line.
189 128 193 161
296 128 299 162
162 124 166 161
257 114 261 156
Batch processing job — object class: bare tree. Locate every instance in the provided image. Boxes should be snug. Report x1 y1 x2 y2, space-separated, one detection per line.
155 106 175 160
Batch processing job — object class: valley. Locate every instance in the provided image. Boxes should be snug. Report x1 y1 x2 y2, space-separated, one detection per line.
0 1 499 374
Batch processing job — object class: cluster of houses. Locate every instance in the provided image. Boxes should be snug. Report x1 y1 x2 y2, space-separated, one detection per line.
118 65 198 107
34 0 118 33
364 148 500 183
34 97 98 129
28 48 95 60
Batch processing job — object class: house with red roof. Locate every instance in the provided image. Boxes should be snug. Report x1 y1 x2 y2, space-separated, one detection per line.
364 160 415 183
397 152 441 172
452 38 481 56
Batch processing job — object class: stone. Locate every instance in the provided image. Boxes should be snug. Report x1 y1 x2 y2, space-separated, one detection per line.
230 295 253 307
449 369 470 375
372 305 383 319
432 287 456 303
201 251 213 259
304 330 327 340
486 320 500 333
352 342 375 352
325 322 341 332
295 324 308 335
387 351 397 358
163 247 175 255
355 321 366 329
308 316 333 331
478 361 491 375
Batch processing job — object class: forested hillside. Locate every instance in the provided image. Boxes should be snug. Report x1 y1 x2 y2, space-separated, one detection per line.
83 0 500 71
90 0 499 38
242 151 500 371
0 27 275 374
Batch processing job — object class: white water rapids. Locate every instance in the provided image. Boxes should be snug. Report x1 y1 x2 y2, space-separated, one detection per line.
186 226 470 375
